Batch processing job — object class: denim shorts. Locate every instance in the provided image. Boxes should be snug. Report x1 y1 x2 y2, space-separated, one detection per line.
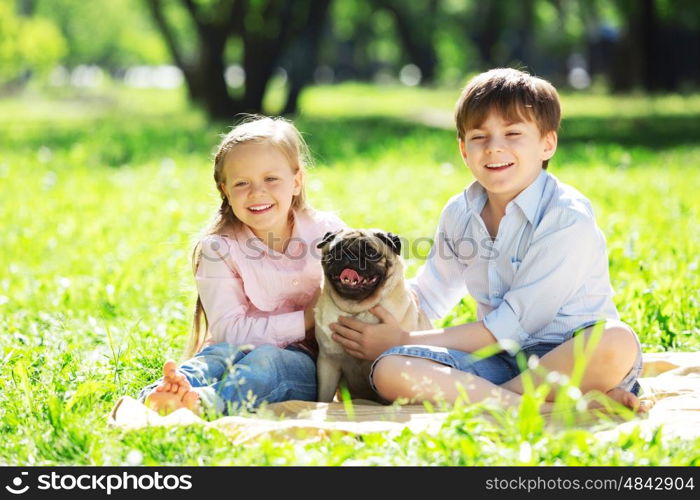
369 320 643 396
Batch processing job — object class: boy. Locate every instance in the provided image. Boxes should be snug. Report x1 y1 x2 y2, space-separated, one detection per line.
330 68 645 411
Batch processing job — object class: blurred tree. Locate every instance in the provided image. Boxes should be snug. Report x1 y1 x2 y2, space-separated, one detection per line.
437 0 529 70
610 0 700 92
319 0 579 85
35 0 169 69
145 0 332 118
6 0 699 101
472 0 508 67
281 0 332 114
426 0 543 76
0 0 66 88
510 0 536 67
321 0 376 81
372 0 439 83
320 0 439 83
529 0 587 77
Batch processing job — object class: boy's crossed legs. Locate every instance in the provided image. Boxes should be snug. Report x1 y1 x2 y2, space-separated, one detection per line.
499 320 643 409
371 320 648 413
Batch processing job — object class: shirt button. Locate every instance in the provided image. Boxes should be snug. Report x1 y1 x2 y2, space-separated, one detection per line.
292 279 299 286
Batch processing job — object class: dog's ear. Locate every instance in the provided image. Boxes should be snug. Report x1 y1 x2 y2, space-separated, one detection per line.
375 231 401 255
317 231 338 249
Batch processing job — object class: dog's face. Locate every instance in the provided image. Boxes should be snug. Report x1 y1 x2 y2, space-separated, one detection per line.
317 229 402 302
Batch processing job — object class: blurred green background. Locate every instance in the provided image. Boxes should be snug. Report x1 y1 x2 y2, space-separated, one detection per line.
3 0 700 115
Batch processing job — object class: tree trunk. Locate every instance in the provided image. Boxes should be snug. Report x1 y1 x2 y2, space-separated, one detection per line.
639 0 656 91
145 0 328 119
196 31 238 119
375 0 438 83
282 0 332 115
18 0 35 15
610 0 644 92
639 0 674 92
473 1 504 67
511 0 536 67
241 34 277 113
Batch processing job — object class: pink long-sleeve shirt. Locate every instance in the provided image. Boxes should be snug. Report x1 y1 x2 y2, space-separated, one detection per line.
195 208 345 348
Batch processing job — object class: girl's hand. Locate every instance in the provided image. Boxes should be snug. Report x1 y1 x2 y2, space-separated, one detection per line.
303 287 322 330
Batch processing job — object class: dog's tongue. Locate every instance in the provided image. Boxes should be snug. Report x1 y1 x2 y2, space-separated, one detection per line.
340 268 361 282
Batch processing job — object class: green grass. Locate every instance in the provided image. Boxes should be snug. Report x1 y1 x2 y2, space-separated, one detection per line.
1 83 699 465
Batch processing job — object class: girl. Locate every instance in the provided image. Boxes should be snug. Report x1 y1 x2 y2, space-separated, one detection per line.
139 116 345 416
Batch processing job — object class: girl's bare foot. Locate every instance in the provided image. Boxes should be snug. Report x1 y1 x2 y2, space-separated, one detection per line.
161 360 201 413
145 360 202 415
155 360 189 398
144 390 185 415
181 390 201 414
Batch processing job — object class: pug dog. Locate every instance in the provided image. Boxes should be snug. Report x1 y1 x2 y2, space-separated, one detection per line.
314 229 432 402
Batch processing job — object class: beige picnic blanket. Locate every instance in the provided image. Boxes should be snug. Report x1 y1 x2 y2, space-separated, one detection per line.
110 352 700 444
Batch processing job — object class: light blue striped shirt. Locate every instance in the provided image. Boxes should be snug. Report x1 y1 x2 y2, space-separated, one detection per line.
411 170 619 350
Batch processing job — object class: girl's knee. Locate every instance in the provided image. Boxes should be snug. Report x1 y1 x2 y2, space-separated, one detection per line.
245 344 286 366
250 344 285 356
239 344 301 380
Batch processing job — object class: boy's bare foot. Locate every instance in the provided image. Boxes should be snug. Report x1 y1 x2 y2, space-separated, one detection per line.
584 387 653 414
605 387 652 413
538 401 555 414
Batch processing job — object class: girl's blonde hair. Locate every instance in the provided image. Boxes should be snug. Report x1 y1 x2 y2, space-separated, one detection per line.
185 116 311 358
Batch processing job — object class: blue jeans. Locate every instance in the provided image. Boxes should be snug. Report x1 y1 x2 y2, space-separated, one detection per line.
138 343 317 415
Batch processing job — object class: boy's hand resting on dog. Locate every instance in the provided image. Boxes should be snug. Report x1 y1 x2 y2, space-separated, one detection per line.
330 305 407 360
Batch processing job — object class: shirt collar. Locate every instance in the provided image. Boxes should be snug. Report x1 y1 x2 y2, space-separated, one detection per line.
464 179 488 214
463 170 548 224
511 170 548 224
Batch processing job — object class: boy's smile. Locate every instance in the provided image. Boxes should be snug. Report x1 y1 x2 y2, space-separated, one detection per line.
460 113 557 209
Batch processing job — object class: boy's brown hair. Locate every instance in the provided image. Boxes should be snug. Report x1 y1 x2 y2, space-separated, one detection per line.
455 68 561 169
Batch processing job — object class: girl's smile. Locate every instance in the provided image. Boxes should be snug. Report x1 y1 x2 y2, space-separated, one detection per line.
247 203 275 214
